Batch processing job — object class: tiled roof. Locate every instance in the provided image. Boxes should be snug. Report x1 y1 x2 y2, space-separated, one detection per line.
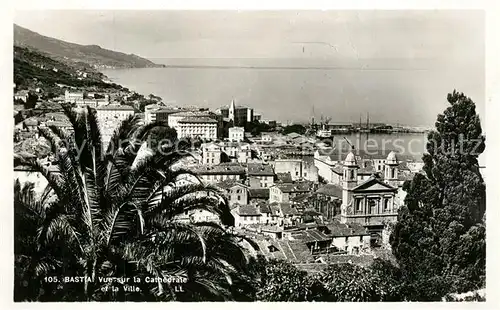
259 204 271 213
274 182 311 193
249 188 270 199
316 184 343 198
23 119 39 126
278 203 299 216
96 105 134 111
276 172 293 183
192 163 246 175
179 117 217 124
247 163 275 176
215 180 248 190
325 220 369 237
236 205 261 216
293 230 332 243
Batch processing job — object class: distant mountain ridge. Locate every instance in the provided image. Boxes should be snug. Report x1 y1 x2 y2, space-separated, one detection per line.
14 24 164 69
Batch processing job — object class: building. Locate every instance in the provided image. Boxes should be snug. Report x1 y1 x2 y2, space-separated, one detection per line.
144 104 164 123
96 105 135 122
273 158 318 182
177 117 218 140
201 143 222 165
228 126 245 142
65 90 109 108
231 205 262 227
325 221 371 254
339 151 400 245
247 163 275 188
168 111 222 139
14 90 29 102
220 142 251 164
192 163 246 184
269 182 312 203
253 113 262 121
65 90 84 102
216 180 249 207
313 184 343 219
218 100 254 126
95 105 135 148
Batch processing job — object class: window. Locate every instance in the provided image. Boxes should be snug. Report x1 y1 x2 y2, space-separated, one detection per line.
237 195 241 201
356 199 362 212
295 171 299 176
359 236 363 242
350 170 354 179
391 168 395 179
384 198 390 211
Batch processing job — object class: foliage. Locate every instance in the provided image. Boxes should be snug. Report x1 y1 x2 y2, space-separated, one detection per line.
390 90 486 300
319 260 403 301
243 120 274 137
24 92 38 109
14 46 123 92
282 124 306 135
254 258 326 301
14 104 256 301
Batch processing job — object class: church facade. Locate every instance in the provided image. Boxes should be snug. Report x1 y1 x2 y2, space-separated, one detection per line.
339 151 400 245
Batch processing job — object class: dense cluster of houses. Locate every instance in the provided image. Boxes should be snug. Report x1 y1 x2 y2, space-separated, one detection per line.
14 89 424 265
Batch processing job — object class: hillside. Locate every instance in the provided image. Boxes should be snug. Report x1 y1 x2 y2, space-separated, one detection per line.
14 45 125 92
14 24 163 69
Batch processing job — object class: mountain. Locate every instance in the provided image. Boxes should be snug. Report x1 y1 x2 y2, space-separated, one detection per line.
14 24 163 69
14 45 125 93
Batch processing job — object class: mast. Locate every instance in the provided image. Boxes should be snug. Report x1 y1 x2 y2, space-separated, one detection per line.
366 112 370 130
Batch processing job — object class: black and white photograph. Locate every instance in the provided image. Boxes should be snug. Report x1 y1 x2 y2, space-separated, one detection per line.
10 8 489 303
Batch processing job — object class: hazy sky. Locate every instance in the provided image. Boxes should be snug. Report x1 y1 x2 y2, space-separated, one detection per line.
14 10 485 126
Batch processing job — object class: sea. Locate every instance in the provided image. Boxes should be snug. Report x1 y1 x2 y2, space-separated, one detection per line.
101 66 485 167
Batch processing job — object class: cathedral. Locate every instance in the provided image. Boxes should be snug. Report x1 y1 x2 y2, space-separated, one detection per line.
339 151 401 244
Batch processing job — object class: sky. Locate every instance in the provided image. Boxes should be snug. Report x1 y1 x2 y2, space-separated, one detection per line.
14 10 485 126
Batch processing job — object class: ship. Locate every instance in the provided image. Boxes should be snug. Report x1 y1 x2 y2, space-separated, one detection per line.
316 128 334 139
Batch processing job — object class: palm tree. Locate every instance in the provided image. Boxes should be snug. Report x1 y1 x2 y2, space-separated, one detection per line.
14 104 257 301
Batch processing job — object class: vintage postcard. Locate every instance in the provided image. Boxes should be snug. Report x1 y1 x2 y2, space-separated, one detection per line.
8 4 492 305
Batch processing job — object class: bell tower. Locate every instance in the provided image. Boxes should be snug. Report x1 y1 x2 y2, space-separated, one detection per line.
341 151 359 222
384 151 399 188
229 99 236 123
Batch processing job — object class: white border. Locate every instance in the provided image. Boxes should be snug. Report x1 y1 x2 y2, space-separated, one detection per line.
2 1 499 310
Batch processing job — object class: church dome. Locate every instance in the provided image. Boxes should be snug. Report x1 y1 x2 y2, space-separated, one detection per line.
344 151 356 165
386 151 397 162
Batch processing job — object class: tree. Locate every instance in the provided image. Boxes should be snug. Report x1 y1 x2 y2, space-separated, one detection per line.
14 104 257 301
254 258 326 301
282 124 306 135
24 92 38 109
390 90 486 300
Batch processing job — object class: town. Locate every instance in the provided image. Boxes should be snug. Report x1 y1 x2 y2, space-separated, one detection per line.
12 11 486 302
14 86 427 271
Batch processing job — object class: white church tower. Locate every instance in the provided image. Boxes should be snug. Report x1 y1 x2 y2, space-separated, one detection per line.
384 151 399 188
229 99 236 123
341 151 359 223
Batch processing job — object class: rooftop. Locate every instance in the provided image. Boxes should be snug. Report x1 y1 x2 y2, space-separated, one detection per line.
96 105 135 111
236 205 262 216
215 180 248 190
179 117 217 124
316 184 343 198
247 163 275 176
325 220 369 237
249 188 270 199
273 182 312 193
276 172 293 183
293 230 332 243
192 163 246 175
